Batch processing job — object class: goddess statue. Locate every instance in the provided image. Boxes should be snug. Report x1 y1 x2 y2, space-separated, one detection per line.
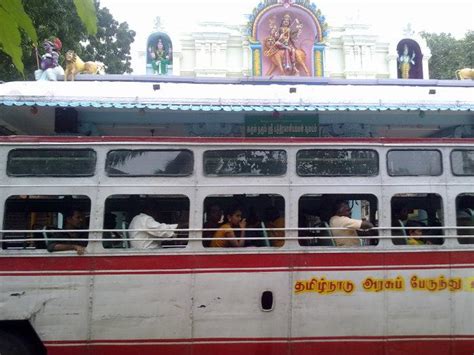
263 13 309 76
149 38 171 75
398 44 415 79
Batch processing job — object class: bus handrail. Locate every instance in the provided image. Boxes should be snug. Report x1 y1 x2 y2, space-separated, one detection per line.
0 225 472 244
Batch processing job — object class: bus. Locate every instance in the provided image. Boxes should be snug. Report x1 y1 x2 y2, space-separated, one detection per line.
0 78 473 355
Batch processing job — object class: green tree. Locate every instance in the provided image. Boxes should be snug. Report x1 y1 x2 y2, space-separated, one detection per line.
82 4 136 74
462 31 474 68
0 0 96 76
421 31 474 79
0 0 134 81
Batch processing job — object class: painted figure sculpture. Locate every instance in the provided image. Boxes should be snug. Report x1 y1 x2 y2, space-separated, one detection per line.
64 50 105 81
34 38 65 81
398 44 415 79
455 68 474 80
263 14 309 76
149 38 170 75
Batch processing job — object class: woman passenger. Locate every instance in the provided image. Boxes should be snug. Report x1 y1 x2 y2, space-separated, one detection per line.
210 206 246 248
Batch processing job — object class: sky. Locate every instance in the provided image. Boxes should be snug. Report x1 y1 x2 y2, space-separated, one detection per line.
100 0 473 40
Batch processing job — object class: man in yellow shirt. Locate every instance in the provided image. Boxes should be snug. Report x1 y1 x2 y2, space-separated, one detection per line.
329 201 373 247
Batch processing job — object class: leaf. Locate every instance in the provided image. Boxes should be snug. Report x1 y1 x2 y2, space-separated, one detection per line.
0 6 24 74
73 0 97 35
0 0 37 43
0 0 38 74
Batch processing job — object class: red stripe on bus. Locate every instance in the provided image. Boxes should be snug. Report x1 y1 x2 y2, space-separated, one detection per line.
1 251 473 274
43 338 474 355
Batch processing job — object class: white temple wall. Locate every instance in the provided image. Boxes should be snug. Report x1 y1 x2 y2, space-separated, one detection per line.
138 21 425 79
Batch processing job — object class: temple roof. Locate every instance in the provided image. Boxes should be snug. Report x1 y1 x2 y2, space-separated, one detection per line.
1 76 473 112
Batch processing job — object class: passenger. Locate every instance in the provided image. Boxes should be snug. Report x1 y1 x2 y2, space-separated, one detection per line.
129 202 178 249
210 205 246 248
405 220 431 245
170 209 190 246
244 206 263 247
457 198 474 244
329 200 373 247
391 203 409 244
102 213 123 248
264 207 285 247
203 204 223 247
392 204 409 226
47 209 88 255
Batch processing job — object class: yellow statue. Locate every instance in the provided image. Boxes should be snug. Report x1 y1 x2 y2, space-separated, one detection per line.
263 14 310 76
398 44 415 79
455 68 474 80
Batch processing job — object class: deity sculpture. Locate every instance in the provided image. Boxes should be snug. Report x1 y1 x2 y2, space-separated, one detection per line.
263 14 310 76
148 38 171 75
34 38 65 81
398 44 415 79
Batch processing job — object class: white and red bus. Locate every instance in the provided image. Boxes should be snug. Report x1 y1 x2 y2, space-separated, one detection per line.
0 78 473 355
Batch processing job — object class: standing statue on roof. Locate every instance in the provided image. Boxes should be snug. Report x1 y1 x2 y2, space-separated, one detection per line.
148 38 171 75
34 38 65 81
398 44 415 79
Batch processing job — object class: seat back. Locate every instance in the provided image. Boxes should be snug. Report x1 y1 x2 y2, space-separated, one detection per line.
320 222 336 246
260 221 271 247
392 219 407 245
121 221 130 248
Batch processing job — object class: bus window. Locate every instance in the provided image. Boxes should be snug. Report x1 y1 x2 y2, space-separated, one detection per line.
203 194 285 247
296 149 378 176
387 150 442 176
2 195 90 250
451 150 474 176
391 194 444 245
103 195 189 249
456 194 474 244
203 150 287 176
106 150 193 176
298 194 378 247
7 149 96 177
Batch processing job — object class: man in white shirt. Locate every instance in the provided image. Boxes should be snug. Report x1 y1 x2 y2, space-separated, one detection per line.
129 204 178 249
329 200 373 247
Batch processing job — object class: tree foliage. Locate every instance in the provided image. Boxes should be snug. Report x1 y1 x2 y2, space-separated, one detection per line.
0 0 38 75
82 4 135 74
0 0 135 81
0 0 96 76
421 31 474 79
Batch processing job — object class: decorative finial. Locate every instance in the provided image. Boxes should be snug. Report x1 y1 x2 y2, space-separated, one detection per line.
153 16 163 31
279 0 294 8
403 23 415 37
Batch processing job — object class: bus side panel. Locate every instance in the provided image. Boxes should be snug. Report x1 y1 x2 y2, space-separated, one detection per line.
0 257 92 346
90 258 193 355
192 254 290 355
289 251 474 355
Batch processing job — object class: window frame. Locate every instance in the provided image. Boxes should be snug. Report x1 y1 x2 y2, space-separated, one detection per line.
203 149 287 177
103 194 190 249
296 148 379 177
7 148 97 177
105 149 194 177
450 149 474 176
386 149 443 177
2 194 92 251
